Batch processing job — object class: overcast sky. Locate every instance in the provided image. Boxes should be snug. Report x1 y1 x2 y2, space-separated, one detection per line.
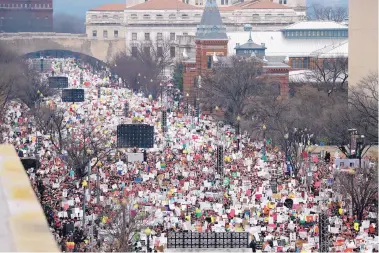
53 0 348 18
53 0 125 17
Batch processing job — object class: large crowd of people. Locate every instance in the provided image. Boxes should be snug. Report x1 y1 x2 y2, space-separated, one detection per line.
1 58 378 252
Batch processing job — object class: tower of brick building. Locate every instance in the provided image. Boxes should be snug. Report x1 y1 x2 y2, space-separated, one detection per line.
183 0 228 104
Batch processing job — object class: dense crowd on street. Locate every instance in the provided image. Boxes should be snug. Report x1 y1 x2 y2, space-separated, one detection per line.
1 58 378 253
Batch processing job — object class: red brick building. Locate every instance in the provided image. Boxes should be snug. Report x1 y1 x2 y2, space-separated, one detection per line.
183 0 290 104
183 0 229 104
0 0 53 32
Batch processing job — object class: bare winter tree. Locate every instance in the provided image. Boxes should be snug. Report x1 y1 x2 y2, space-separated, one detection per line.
290 56 349 95
334 166 378 221
112 39 175 97
310 4 348 22
348 73 378 142
32 106 68 154
0 42 24 142
13 62 56 108
102 195 151 252
63 122 114 179
199 56 266 124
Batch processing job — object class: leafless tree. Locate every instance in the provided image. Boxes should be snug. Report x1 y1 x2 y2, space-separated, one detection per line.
310 4 348 23
102 195 151 252
12 62 56 109
63 121 114 179
33 106 68 154
0 42 23 142
199 56 266 124
334 166 378 221
348 73 378 142
112 39 175 97
290 56 348 95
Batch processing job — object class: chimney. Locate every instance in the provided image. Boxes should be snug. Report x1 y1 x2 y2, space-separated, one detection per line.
236 43 240 47
261 43 265 48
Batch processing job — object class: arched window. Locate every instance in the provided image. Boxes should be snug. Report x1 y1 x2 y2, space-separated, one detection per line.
102 15 108 19
182 14 189 19
169 14 176 19
91 15 97 19
130 14 138 19
143 14 150 19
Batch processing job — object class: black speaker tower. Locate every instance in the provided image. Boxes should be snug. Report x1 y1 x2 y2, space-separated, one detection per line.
217 144 224 176
162 110 167 133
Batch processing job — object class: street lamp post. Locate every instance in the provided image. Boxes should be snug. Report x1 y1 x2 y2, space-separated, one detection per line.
284 133 289 176
357 134 365 168
186 93 189 116
145 227 152 252
262 124 267 156
160 83 163 107
137 73 141 93
236 115 241 151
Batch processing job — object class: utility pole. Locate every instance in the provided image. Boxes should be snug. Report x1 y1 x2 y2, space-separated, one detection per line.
82 162 91 230
319 180 329 252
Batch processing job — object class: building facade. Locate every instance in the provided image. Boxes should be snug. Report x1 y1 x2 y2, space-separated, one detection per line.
86 0 307 45
183 0 290 103
0 0 53 32
85 4 126 40
348 0 378 87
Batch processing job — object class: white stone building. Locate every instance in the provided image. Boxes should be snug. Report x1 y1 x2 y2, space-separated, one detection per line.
85 0 307 45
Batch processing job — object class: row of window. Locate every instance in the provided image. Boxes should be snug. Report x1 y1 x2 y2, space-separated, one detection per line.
91 14 121 20
278 0 288 4
284 30 348 38
0 16 49 20
91 30 190 40
129 13 201 20
131 46 176 58
291 58 309 69
92 30 119 38
132 32 187 41
0 3 52 8
182 0 229 5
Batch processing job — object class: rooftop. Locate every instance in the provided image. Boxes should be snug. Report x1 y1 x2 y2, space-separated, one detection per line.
233 0 290 9
289 69 347 83
91 0 290 12
196 0 228 41
283 21 348 30
227 30 348 57
309 40 348 58
127 0 200 10
236 31 266 50
90 3 126 11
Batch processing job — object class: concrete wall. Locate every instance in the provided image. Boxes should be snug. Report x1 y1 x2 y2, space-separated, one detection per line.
0 33 126 62
0 145 59 252
348 0 378 87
